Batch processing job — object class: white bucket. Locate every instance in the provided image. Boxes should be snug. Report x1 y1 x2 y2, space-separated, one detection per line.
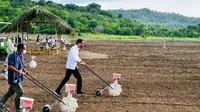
20 97 34 110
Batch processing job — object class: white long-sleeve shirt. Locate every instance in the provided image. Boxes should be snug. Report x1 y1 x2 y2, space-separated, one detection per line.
66 45 81 70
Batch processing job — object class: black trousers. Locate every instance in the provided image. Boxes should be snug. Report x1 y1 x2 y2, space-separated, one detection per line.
55 67 82 93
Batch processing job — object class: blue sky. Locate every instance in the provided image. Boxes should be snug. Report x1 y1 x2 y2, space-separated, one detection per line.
51 0 200 17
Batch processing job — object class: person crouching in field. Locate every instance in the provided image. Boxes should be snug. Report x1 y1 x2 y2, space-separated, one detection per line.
55 39 86 96
0 43 26 112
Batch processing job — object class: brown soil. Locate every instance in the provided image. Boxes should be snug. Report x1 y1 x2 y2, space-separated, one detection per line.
1 40 200 112
79 50 108 59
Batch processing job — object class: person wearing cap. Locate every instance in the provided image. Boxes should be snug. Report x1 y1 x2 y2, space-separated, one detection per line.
55 39 86 96
0 43 26 112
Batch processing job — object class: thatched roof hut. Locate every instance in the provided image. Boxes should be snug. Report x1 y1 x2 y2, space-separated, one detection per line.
0 5 74 34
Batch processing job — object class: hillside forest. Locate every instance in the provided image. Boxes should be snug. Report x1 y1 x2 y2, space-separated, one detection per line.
0 0 200 38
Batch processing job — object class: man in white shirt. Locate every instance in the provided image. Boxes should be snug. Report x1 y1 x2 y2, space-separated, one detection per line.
55 39 86 95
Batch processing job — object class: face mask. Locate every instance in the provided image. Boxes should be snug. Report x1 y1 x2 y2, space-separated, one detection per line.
22 50 26 54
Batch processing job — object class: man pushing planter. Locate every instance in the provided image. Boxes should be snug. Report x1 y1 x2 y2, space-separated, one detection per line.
54 38 116 97
0 43 26 112
55 39 86 96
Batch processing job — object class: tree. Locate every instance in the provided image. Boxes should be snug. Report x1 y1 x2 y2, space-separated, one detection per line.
99 10 113 18
38 0 45 6
173 29 182 37
64 4 78 11
59 10 69 20
88 20 98 28
118 14 123 18
46 0 54 7
86 3 101 10
104 28 114 34
190 30 199 38
68 19 75 28
121 28 132 35
78 17 88 24
2 16 9 21
135 24 146 35
95 25 104 33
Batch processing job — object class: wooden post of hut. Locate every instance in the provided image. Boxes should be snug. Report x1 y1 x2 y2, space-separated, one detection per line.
26 24 29 47
21 24 24 41
16 24 19 45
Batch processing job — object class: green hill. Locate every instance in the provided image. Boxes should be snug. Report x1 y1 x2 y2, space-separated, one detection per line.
0 1 141 35
0 0 200 38
110 8 200 28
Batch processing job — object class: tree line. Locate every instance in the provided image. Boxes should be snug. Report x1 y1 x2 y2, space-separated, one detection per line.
0 0 200 38
110 8 200 29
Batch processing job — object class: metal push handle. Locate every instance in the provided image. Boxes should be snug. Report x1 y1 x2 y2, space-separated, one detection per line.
84 65 113 89
0 104 10 112
24 73 66 105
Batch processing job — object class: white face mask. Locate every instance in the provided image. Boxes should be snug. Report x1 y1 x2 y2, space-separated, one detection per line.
22 50 26 54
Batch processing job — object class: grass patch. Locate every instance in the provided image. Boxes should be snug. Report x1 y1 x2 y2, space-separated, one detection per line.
63 33 200 41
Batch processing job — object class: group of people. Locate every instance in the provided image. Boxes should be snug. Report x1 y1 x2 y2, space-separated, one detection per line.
37 35 58 49
0 39 86 112
37 35 72 51
10 35 23 46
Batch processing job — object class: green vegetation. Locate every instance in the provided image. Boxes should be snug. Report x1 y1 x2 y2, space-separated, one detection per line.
0 0 200 39
66 33 200 41
110 8 200 29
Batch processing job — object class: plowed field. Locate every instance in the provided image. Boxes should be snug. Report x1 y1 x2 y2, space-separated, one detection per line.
1 40 200 112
